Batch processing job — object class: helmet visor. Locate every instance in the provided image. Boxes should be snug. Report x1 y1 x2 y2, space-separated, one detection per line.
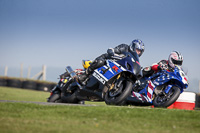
171 58 183 66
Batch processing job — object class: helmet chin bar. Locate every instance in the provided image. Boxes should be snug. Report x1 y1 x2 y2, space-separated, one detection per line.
171 58 183 66
136 48 143 57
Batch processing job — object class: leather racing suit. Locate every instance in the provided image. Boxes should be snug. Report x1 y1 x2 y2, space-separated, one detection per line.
143 60 174 77
78 44 138 83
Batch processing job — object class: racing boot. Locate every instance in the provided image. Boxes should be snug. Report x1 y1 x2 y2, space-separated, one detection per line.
78 58 105 85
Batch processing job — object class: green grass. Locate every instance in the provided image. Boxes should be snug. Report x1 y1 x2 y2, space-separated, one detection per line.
0 86 50 102
0 86 106 105
0 86 200 133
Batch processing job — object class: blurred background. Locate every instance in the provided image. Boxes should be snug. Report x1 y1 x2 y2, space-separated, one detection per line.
0 0 199 92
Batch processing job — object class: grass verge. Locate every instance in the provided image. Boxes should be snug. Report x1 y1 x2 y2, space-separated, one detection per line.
0 86 50 102
0 86 200 133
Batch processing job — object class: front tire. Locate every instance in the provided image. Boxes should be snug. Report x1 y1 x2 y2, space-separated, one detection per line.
105 78 133 105
153 86 181 107
47 93 62 103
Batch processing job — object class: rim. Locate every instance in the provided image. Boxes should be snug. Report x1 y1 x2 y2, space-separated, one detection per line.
109 83 124 97
155 88 175 104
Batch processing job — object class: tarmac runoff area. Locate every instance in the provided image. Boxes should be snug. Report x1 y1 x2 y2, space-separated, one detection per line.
0 100 154 109
0 100 96 106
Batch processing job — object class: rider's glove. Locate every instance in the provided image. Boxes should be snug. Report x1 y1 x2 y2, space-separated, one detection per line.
157 65 162 71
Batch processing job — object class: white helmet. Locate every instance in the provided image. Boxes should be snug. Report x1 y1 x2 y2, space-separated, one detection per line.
168 51 183 68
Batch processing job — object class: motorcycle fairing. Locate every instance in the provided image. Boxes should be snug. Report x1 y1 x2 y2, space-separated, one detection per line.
132 91 149 102
116 55 142 77
146 80 155 103
152 70 187 93
93 60 126 85
130 80 155 103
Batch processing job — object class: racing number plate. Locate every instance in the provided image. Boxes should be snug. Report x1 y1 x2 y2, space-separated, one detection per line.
93 71 107 85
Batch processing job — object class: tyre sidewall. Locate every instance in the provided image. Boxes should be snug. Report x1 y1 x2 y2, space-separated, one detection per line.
105 80 132 105
47 93 61 103
153 86 181 107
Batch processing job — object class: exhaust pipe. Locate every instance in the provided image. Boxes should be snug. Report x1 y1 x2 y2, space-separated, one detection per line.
65 66 76 78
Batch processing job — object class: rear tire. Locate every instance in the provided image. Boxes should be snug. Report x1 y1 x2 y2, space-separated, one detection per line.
153 86 181 107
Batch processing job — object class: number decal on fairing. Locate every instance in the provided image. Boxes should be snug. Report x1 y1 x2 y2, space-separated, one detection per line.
93 72 107 84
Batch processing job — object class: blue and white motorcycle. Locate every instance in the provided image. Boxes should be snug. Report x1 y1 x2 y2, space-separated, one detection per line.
126 65 189 107
60 52 142 105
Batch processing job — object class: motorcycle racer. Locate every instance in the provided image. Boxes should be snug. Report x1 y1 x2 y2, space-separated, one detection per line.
78 39 145 84
143 51 184 77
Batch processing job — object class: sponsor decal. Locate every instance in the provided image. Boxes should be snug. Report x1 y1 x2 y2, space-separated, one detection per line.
136 61 140 65
93 71 106 84
112 65 119 73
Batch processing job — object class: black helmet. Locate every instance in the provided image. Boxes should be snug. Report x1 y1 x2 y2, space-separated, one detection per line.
129 39 145 57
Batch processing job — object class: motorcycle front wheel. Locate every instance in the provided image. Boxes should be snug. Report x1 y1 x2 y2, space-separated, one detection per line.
153 86 181 107
47 93 62 103
104 77 133 105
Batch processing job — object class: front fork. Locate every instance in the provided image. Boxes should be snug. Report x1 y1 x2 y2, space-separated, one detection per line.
50 78 68 96
109 73 121 91
164 85 173 94
50 86 61 96
152 84 173 101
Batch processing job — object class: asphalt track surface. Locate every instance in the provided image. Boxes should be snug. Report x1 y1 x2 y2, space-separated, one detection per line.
0 100 157 110
0 100 98 106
